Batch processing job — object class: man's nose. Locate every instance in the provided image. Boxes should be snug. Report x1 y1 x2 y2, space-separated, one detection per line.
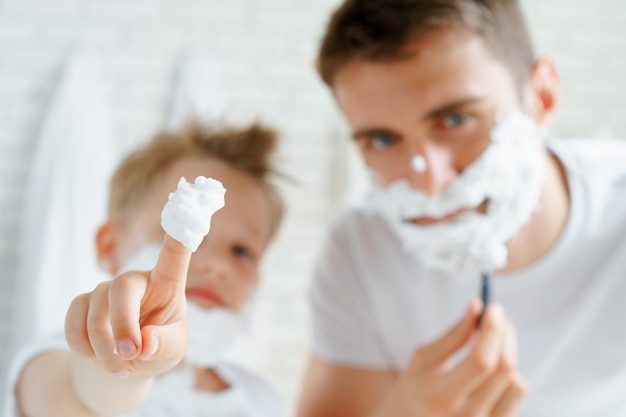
406 145 456 196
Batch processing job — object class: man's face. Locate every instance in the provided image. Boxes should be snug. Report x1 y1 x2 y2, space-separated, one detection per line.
334 27 529 220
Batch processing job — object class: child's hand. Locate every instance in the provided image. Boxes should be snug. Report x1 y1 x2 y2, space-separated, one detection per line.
65 234 191 379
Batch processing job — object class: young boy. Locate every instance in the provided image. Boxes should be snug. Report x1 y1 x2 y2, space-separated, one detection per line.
7 120 285 417
298 1 626 417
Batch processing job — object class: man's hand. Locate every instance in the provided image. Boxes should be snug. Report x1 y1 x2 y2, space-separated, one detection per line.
65 234 191 379
374 299 528 417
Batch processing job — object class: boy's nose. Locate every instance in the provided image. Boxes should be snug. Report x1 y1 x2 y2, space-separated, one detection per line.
192 245 230 281
406 146 456 196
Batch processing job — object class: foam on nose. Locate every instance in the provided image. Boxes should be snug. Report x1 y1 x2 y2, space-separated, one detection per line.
161 176 226 252
411 154 427 173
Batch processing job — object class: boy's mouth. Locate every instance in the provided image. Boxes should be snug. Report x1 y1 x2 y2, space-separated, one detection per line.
185 286 224 308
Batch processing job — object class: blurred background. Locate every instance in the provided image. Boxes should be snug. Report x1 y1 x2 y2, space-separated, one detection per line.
0 0 624 414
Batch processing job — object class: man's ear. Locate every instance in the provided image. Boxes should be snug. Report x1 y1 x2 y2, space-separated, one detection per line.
95 220 122 275
527 56 560 127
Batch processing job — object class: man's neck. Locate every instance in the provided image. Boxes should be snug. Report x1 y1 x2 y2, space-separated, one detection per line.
498 150 570 274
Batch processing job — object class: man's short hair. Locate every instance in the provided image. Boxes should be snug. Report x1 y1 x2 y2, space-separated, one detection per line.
317 0 535 90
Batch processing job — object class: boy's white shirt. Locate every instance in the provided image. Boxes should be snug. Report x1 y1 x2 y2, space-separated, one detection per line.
310 138 626 417
124 361 283 417
3 331 284 417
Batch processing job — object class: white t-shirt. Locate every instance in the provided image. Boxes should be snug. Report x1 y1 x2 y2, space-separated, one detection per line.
3 332 284 417
310 138 626 417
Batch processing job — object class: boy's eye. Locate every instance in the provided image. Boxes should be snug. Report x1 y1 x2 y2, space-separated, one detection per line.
232 245 253 260
370 133 396 151
442 113 468 129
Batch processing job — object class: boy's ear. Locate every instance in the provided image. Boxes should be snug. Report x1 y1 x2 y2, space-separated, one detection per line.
95 220 122 275
527 55 560 127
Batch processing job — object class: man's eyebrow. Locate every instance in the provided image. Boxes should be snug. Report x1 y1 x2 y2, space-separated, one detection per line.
425 97 487 119
351 128 396 141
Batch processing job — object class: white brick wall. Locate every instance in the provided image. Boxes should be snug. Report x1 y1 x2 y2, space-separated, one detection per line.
0 0 624 414
522 0 626 138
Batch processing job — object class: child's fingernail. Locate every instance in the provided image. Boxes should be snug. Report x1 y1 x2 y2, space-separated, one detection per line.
148 334 159 358
117 340 137 359
115 369 130 379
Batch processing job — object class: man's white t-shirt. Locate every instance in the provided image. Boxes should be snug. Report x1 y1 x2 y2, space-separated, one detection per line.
310 139 626 417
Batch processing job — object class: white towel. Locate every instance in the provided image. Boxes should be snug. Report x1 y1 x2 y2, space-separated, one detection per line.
11 50 115 353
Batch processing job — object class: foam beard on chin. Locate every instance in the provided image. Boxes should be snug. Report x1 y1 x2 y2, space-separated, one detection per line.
366 112 547 277
184 300 251 368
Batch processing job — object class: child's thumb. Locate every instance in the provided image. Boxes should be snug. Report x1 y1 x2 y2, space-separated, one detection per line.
139 322 188 364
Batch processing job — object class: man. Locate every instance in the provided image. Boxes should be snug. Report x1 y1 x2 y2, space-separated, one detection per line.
297 1 626 416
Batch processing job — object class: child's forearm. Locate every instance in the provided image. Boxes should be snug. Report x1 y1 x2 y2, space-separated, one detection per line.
17 351 153 417
70 354 154 416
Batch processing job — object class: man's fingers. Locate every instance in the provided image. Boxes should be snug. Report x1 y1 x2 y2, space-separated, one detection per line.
108 271 149 360
442 304 506 397
491 375 529 417
464 362 515 414
465 315 518 412
409 298 482 372
150 234 192 289
501 316 518 377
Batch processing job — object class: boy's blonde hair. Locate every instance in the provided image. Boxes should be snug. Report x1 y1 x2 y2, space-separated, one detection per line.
108 120 284 240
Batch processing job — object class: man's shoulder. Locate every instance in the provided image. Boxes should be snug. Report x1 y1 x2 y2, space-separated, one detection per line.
320 190 401 265
551 138 626 237
551 138 626 184
328 189 381 229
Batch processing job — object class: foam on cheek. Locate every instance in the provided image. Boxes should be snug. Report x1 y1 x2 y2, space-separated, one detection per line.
160 176 226 252
365 111 546 276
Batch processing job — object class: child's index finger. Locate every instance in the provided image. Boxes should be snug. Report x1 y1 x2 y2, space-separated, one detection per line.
150 234 192 287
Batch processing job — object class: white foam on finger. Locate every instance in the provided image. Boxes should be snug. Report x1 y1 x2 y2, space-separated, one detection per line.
161 176 226 252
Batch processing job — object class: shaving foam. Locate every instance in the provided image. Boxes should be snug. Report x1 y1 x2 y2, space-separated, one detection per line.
366 111 547 277
184 301 252 368
161 176 226 252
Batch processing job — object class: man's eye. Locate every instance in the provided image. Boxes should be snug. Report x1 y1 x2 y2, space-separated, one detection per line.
442 113 468 129
371 134 396 151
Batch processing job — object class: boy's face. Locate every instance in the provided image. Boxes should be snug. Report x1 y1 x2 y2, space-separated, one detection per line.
116 156 273 313
334 27 535 204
